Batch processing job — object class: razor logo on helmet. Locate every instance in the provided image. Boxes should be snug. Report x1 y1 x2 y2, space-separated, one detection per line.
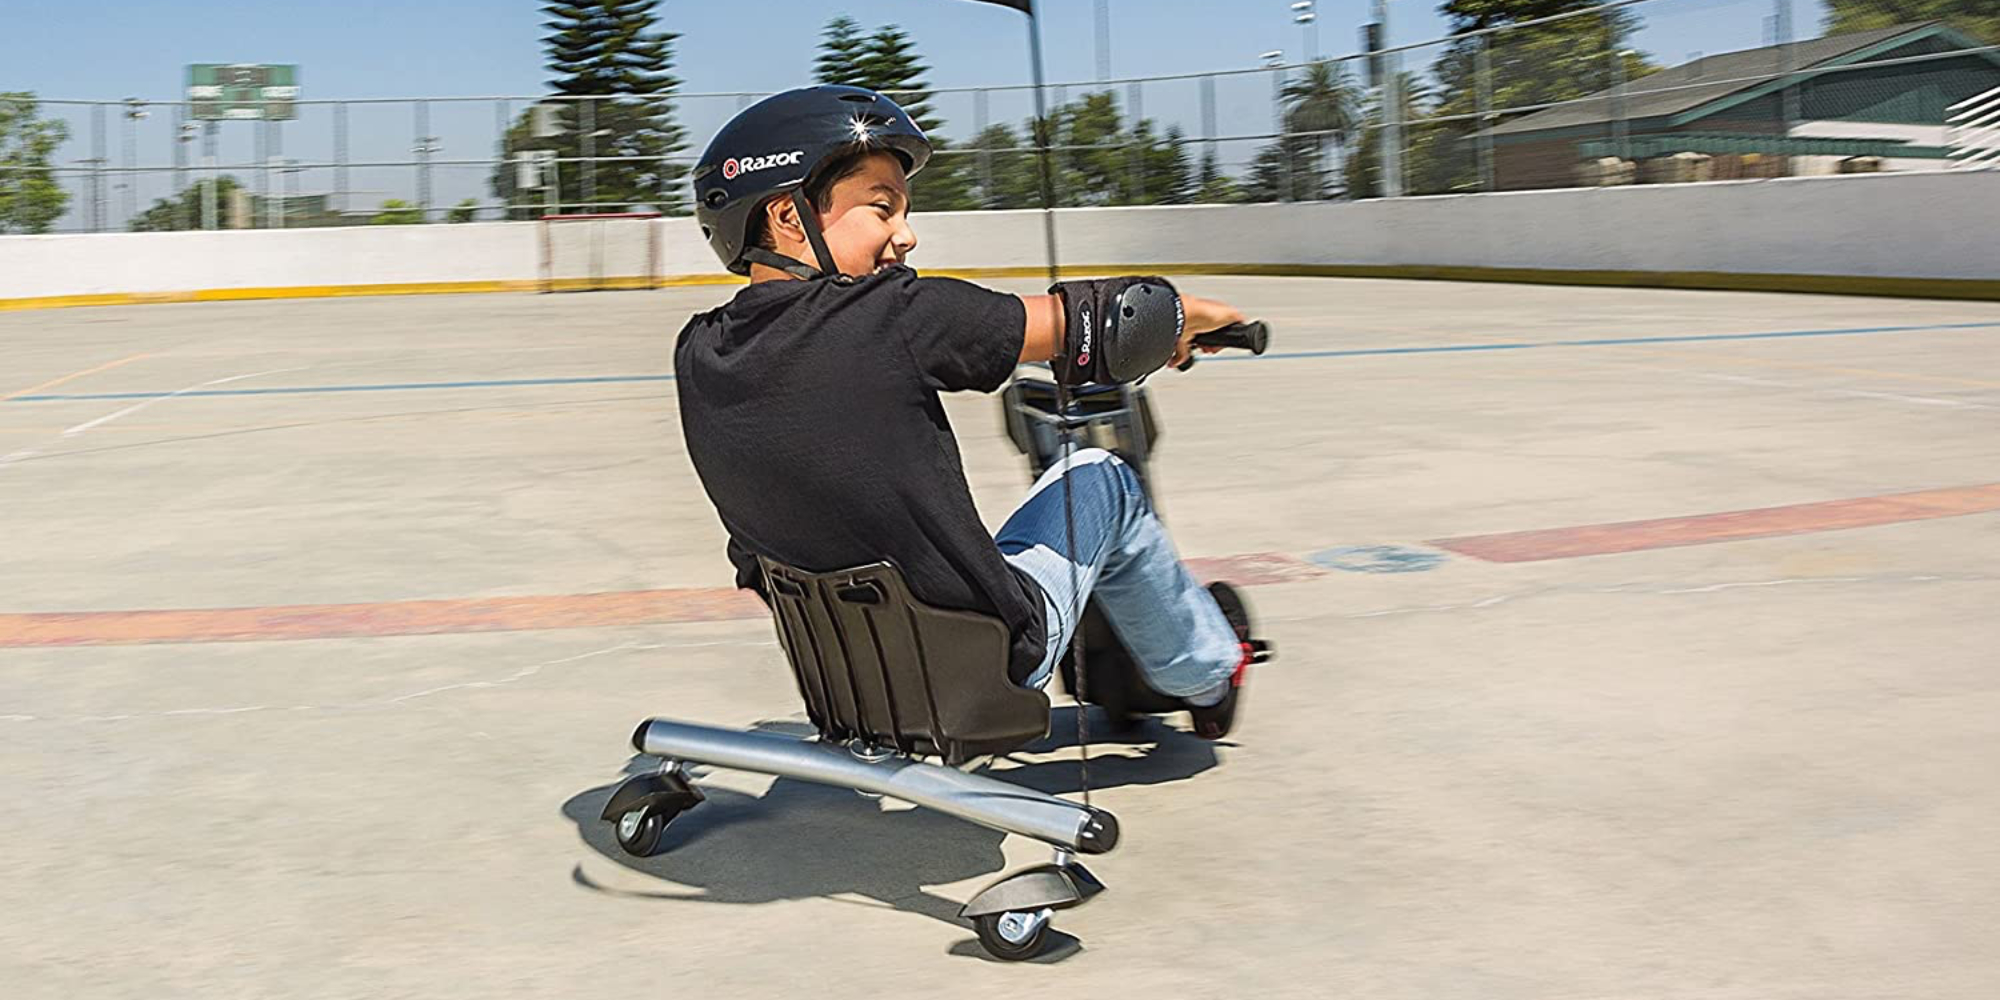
720 150 805 180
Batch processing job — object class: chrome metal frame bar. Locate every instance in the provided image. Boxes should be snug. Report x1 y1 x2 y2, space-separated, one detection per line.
632 719 1117 854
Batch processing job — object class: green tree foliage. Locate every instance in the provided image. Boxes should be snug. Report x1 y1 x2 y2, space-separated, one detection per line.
955 94 1202 209
0 93 71 234
446 198 479 223
1193 146 1243 204
814 17 872 87
807 18 1221 211
128 175 240 231
1240 60 1363 202
1827 0 1997 43
1277 61 1363 198
1345 73 1433 199
812 19 977 210
1244 136 1325 202
861 25 939 131
491 0 689 218
1144 125 1195 205
370 199 425 225
964 123 1040 208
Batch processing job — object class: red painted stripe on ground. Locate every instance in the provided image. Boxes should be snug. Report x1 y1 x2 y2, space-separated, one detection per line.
0 552 1321 648
1431 483 2000 563
0 588 765 648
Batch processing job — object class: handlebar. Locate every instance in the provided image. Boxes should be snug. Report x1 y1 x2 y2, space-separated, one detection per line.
1176 320 1272 371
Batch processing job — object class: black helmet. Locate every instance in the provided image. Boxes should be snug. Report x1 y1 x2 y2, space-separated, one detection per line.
692 85 932 277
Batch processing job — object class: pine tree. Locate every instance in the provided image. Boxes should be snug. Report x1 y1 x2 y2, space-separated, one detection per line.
1193 147 1242 204
491 1 688 218
966 123 1040 209
1147 126 1194 205
814 20 977 211
814 17 871 88
861 26 937 131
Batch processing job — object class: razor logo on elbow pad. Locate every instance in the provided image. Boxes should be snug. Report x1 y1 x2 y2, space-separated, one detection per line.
1075 302 1093 368
1050 277 1181 386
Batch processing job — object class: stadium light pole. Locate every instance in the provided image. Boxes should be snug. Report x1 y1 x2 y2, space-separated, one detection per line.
1095 0 1111 82
1263 50 1295 201
1369 0 1403 196
121 99 148 229
1291 2 1318 62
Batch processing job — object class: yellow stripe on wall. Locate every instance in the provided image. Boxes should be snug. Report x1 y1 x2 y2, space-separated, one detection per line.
3 265 1996 313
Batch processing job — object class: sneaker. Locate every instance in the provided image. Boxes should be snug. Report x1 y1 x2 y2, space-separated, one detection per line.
1189 582 1256 740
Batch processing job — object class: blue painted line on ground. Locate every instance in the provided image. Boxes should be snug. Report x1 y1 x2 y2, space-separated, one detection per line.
1201 320 2000 363
1307 545 1448 574
8 321 1996 403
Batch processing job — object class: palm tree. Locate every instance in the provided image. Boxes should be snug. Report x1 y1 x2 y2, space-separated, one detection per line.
1280 60 1362 198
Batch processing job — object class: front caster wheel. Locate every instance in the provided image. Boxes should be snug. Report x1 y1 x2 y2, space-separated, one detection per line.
614 806 668 857
600 766 704 858
973 908 1053 961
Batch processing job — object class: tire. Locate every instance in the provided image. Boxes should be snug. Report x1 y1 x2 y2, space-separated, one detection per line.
973 910 1051 961
614 806 667 858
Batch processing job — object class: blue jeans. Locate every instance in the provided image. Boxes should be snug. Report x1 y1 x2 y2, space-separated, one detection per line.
995 447 1242 701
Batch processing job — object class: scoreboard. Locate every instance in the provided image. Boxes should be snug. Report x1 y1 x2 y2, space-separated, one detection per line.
187 64 299 121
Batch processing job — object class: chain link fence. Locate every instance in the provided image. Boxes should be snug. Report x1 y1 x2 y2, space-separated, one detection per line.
6 0 1995 234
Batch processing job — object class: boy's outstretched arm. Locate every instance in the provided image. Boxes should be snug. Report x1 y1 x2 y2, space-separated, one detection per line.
1015 292 1246 371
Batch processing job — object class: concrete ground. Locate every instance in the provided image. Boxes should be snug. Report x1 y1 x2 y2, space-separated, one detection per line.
2 277 1998 999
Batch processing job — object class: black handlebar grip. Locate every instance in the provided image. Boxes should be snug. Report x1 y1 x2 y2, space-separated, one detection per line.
1176 320 1271 371
1193 321 1270 355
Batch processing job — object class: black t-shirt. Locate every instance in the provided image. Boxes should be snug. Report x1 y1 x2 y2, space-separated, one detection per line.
674 265 1048 677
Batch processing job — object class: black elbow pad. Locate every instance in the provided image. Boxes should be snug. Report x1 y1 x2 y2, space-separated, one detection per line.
1049 277 1184 385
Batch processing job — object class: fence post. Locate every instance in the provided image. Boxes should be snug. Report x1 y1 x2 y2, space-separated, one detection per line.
173 102 191 228
202 120 218 231
1127 80 1144 203
1273 65 1292 202
269 118 285 229
1478 34 1496 191
91 104 107 232
974 88 993 207
1777 0 1799 167
581 98 596 213
1200 73 1218 174
1611 42 1630 165
121 99 142 229
416 100 435 222
334 102 349 222
494 98 510 222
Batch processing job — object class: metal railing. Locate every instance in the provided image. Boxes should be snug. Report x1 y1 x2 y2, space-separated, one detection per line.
6 0 1996 234
1948 84 2000 169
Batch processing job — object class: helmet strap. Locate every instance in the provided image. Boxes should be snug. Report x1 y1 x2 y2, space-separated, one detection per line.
741 246 822 281
739 188 840 281
791 188 839 278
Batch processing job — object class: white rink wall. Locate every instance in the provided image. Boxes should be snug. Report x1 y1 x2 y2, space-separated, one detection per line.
2 170 1996 302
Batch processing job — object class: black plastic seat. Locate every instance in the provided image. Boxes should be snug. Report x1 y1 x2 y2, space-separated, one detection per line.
759 558 1051 765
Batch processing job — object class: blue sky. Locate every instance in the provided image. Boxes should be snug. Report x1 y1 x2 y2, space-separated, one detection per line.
8 0 1830 228
14 0 1829 100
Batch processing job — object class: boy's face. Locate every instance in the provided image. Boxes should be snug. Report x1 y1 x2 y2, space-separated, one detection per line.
781 151 919 277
